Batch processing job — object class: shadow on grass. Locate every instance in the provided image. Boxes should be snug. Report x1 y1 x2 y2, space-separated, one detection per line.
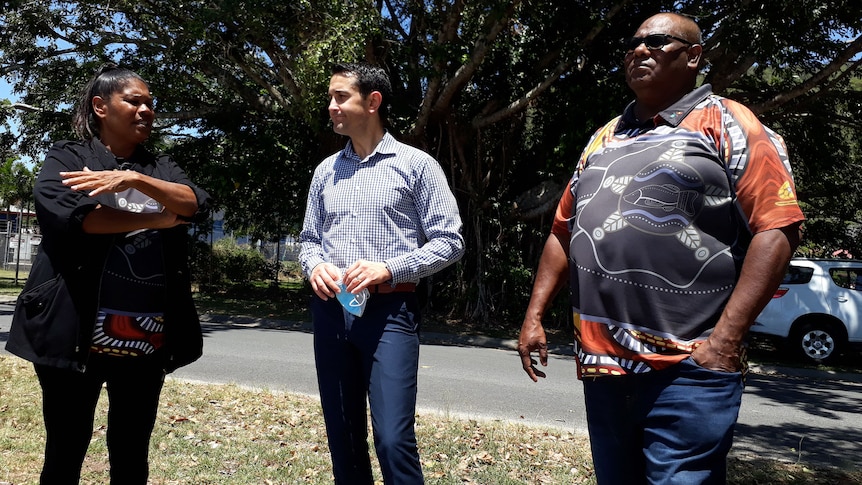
727 455 862 484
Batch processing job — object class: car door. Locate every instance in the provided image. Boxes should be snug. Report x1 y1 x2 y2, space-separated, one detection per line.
827 266 862 344
752 261 817 338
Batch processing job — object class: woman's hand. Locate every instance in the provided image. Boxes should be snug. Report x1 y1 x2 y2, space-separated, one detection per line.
61 166 138 196
62 166 199 219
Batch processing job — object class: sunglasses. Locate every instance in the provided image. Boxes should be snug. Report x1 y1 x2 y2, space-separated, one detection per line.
625 34 695 52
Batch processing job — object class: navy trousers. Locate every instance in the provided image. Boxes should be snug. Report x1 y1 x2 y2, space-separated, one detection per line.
311 292 424 485
583 357 744 485
34 353 165 485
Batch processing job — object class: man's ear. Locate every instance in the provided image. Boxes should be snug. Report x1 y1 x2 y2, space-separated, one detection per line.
367 91 383 113
687 44 704 70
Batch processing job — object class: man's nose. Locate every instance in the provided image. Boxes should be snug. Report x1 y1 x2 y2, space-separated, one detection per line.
629 41 650 56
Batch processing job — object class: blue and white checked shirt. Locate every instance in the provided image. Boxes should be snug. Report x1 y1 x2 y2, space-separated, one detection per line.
299 132 464 284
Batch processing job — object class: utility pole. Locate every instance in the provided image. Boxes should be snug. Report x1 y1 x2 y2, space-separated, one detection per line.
14 203 22 285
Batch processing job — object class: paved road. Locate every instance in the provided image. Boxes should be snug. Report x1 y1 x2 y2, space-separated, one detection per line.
2 304 861 471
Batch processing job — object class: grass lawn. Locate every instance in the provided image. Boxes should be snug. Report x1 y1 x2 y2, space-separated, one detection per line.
2 356 860 484
2 272 861 483
0 268 26 299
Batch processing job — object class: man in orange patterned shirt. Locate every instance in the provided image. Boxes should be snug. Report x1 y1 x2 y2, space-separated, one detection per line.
518 12 804 484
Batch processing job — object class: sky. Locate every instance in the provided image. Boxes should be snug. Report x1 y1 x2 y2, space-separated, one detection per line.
1 76 18 103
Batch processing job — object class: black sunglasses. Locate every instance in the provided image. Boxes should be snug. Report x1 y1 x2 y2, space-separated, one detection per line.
625 34 695 52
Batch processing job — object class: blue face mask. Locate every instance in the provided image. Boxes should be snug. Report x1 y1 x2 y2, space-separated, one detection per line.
336 281 369 317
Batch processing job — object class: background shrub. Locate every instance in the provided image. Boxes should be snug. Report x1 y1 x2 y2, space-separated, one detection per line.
192 238 270 290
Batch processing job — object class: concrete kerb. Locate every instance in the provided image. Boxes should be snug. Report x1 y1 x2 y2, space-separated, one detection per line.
747 362 862 384
198 312 575 356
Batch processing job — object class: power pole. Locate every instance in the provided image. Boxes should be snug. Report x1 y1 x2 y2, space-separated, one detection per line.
14 203 22 285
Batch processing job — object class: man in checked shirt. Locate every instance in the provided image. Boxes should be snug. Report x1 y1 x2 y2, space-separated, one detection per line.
298 62 464 484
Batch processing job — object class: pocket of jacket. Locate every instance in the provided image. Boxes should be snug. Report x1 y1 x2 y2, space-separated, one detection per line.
14 274 80 358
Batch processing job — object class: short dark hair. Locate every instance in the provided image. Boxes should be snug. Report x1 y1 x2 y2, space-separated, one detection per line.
331 62 392 120
72 63 148 139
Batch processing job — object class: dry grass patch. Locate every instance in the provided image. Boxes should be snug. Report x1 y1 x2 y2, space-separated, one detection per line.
2 355 859 484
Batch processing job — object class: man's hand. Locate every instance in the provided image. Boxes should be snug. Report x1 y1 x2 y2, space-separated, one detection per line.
691 225 802 373
310 263 342 301
516 233 570 382
518 317 549 382
343 260 392 293
690 335 743 373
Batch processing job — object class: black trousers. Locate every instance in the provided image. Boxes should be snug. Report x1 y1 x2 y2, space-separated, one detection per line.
34 353 165 485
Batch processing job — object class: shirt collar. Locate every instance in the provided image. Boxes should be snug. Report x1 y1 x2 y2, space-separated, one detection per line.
343 131 397 163
90 137 153 168
617 84 713 132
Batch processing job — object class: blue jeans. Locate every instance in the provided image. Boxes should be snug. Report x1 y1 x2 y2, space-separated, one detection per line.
34 353 166 485
311 293 423 485
583 357 743 485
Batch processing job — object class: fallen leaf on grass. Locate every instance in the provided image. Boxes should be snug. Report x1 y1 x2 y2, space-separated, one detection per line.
473 451 495 464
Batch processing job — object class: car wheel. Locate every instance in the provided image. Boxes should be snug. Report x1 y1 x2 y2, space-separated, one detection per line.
793 322 843 364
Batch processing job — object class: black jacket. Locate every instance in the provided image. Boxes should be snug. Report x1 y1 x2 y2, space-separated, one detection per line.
6 138 212 373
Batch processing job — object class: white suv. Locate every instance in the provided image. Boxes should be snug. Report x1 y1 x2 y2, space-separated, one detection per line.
750 258 862 364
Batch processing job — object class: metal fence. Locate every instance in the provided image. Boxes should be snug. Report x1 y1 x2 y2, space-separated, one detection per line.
1 219 37 272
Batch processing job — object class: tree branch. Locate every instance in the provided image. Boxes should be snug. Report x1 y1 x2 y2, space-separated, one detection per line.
472 0 627 129
472 60 571 129
10 103 43 113
261 44 302 102
382 0 409 39
432 1 523 114
412 0 465 138
750 34 862 115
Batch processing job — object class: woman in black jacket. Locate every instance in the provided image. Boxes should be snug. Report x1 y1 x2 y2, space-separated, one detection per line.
6 64 212 484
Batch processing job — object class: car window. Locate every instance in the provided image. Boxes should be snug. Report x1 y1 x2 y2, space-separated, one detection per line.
783 265 814 284
829 268 862 290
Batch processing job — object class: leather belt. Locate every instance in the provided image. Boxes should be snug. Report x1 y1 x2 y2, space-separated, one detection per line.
369 283 416 294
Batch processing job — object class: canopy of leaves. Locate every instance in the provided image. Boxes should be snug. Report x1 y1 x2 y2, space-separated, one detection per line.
0 157 35 213
1 0 861 321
